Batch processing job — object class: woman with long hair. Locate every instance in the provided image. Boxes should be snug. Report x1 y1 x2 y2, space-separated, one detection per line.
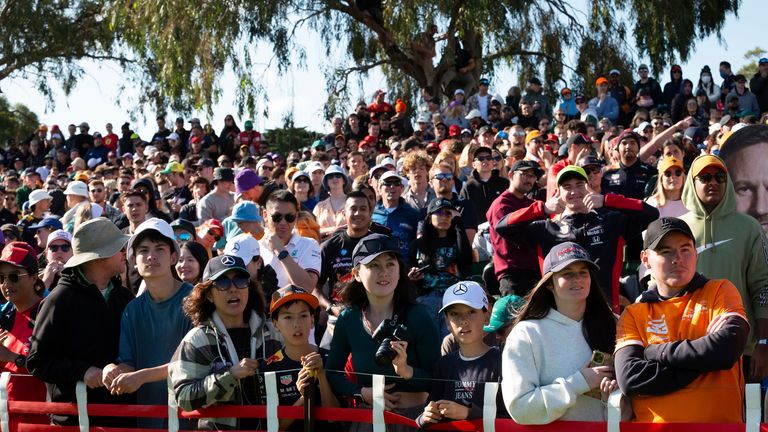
313 165 349 238
168 255 279 430
502 242 618 424
327 234 440 431
408 198 472 336
289 171 318 212
174 241 210 285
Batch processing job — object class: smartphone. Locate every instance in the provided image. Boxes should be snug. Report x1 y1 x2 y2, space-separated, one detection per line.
416 264 431 273
589 350 615 368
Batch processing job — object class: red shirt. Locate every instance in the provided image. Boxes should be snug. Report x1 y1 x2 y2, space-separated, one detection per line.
238 130 262 153
367 101 393 114
2 301 47 426
486 190 540 277
102 133 119 151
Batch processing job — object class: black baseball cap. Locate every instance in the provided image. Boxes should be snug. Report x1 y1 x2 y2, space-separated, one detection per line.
170 219 196 237
196 159 216 168
511 160 544 176
202 255 250 281
352 234 400 267
578 155 605 169
427 198 458 215
472 146 493 158
643 217 695 250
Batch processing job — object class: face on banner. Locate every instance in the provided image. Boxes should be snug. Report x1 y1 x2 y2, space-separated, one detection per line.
720 125 768 234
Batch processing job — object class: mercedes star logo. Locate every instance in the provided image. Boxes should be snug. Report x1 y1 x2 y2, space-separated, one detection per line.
453 283 468 295
221 256 236 266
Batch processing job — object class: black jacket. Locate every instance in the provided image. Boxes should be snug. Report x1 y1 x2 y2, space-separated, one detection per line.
750 72 768 114
27 268 134 426
458 169 509 224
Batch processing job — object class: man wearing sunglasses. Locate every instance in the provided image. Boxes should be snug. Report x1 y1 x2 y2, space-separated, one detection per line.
680 155 768 382
372 171 420 265
430 164 477 244
459 146 509 224
259 190 320 292
41 229 73 290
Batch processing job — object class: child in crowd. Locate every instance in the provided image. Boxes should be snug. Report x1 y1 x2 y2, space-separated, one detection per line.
261 285 338 431
417 281 507 427
482 294 526 346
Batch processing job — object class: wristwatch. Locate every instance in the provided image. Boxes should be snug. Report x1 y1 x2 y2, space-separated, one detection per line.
352 393 366 406
277 250 290 261
14 354 26 368
758 339 768 346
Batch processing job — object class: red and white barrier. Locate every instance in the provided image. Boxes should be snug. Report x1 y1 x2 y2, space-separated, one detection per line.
0 372 763 432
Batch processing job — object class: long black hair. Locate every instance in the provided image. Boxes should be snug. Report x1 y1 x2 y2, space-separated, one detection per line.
514 268 616 353
415 214 472 278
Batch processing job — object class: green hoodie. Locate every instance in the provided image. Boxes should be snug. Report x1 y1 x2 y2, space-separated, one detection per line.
680 158 768 354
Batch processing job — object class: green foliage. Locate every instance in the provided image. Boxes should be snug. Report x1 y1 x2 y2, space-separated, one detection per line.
2 0 743 121
263 120 321 155
0 96 41 143
737 47 765 78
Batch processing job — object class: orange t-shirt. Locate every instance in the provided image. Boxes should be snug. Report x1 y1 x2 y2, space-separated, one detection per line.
615 279 746 423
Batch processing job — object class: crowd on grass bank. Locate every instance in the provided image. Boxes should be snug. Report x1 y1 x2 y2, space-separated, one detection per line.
1 58 768 430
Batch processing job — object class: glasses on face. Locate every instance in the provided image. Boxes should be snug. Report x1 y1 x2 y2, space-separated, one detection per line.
433 172 454 181
326 173 344 180
695 172 727 184
176 232 192 242
382 182 402 188
0 273 28 284
474 155 494 162
294 177 310 184
664 169 683 178
585 167 602 175
90 188 103 194
207 230 222 241
48 244 71 253
271 212 297 223
261 166 274 172
213 276 250 291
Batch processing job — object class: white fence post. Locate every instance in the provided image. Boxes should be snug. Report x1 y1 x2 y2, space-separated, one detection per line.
75 381 89 432
265 371 278 432
372 374 385 432
746 382 760 432
0 372 11 432
482 382 498 432
607 389 622 432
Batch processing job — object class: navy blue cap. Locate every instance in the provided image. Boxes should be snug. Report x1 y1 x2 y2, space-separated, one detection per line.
29 216 63 231
352 234 400 267
202 255 250 281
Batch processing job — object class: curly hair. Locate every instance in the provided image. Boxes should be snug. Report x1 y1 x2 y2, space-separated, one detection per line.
183 279 267 327
401 151 433 174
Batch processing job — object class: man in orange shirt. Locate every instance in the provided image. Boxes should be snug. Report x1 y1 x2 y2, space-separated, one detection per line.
615 217 748 423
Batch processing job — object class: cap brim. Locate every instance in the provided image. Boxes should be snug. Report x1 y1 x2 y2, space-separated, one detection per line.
549 258 600 274
357 250 399 266
270 293 319 314
208 266 250 281
645 228 694 251
439 299 486 314
483 320 505 332
64 234 130 268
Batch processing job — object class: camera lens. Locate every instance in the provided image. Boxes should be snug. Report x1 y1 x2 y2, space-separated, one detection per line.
374 338 397 366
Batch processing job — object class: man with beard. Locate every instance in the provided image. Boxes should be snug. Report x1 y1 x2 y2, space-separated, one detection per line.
487 161 543 296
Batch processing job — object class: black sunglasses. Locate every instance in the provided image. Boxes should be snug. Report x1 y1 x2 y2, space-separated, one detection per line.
48 244 72 253
695 172 727 184
271 212 297 223
663 169 683 178
0 273 28 284
213 276 250 291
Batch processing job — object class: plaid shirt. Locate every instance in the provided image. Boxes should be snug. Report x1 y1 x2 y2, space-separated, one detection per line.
168 313 280 430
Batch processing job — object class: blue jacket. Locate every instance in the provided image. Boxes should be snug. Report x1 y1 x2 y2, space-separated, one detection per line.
588 95 619 122
372 198 420 266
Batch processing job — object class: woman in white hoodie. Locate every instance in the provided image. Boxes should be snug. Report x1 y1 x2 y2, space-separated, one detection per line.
501 242 619 424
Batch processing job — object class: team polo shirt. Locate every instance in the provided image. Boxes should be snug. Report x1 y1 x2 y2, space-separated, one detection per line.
616 279 747 423
260 232 321 290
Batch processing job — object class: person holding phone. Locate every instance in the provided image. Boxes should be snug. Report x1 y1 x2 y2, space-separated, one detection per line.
408 198 472 336
168 255 280 430
501 242 618 424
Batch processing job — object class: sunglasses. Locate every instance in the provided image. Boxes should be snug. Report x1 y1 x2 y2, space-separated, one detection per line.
695 172 727 184
663 169 683 178
213 276 250 291
475 155 503 162
261 166 274 171
176 232 193 242
585 167 602 175
48 244 72 253
206 230 222 241
326 173 345 180
433 172 454 181
271 212 297 223
0 273 28 284
294 177 310 184
382 182 402 188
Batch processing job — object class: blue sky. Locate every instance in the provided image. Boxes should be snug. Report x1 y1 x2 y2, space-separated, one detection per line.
1 0 762 138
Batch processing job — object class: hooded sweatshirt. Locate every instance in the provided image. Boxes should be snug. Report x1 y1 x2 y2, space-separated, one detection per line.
679 166 768 354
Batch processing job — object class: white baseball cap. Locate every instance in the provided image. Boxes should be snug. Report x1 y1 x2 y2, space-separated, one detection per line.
439 281 489 313
46 229 73 248
379 171 409 189
28 189 53 207
224 233 261 263
64 181 89 197
126 217 180 262
465 109 482 120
